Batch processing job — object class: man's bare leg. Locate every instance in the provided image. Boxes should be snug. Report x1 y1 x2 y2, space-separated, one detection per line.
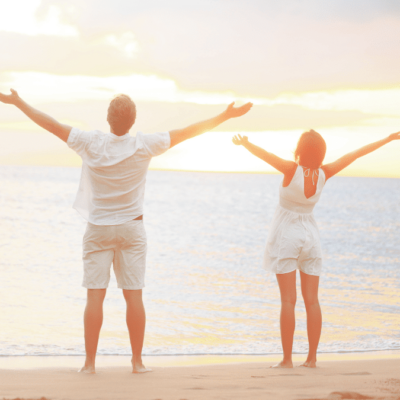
123 289 152 373
79 289 107 374
272 271 297 368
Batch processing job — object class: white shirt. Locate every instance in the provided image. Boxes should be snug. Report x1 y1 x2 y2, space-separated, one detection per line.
67 127 170 225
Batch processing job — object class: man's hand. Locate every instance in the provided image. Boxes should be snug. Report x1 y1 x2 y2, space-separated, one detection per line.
169 101 253 148
0 88 71 142
0 88 20 105
232 134 249 146
388 131 400 141
223 102 253 119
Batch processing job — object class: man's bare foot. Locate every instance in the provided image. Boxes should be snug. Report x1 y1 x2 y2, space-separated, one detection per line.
299 360 317 368
270 360 293 369
78 365 96 374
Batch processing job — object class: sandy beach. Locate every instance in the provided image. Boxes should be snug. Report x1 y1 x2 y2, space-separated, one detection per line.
1 354 399 400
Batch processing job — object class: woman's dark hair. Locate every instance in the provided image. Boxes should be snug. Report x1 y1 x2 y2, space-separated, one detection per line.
294 130 326 169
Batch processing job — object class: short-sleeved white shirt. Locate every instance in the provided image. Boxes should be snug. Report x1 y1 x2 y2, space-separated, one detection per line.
67 128 170 225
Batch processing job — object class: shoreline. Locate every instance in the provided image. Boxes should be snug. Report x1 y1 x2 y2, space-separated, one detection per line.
1 357 399 400
1 350 399 370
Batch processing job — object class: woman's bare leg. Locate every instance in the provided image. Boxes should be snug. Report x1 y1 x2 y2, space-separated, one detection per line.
273 270 297 368
79 289 107 374
300 271 321 368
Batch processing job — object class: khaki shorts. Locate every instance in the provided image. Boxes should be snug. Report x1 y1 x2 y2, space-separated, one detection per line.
82 220 147 290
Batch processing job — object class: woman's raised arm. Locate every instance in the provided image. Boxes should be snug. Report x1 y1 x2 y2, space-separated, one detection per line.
232 134 296 175
321 132 400 180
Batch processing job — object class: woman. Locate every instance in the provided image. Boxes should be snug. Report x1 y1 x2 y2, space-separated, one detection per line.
232 129 399 368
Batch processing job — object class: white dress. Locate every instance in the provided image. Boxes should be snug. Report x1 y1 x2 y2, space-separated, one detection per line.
263 165 326 276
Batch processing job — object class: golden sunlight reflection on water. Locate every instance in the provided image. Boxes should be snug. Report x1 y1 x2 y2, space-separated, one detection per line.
0 167 399 356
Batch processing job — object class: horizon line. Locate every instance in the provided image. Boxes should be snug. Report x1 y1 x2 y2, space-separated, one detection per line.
0 163 398 179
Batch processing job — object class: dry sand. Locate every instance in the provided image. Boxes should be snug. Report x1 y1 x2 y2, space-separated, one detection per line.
1 356 399 400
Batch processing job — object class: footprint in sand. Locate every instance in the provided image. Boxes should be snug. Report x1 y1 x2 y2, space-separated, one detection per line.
340 372 372 376
303 391 374 399
328 391 373 399
251 373 303 378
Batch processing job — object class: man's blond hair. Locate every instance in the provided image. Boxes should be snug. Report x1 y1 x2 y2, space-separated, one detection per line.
107 94 136 135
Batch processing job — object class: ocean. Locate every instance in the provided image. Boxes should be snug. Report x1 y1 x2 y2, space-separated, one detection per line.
0 166 399 356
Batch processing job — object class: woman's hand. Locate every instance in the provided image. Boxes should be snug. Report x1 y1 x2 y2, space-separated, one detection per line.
232 134 249 146
388 131 400 141
0 88 20 105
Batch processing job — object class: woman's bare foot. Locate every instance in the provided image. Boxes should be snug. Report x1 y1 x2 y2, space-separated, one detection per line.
131 357 152 374
78 365 96 374
132 364 152 374
299 360 317 368
270 360 293 369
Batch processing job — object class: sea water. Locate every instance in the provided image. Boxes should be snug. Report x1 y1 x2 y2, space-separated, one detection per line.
0 166 399 356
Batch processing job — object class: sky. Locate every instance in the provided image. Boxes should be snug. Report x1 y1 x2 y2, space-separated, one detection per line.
1 0 400 177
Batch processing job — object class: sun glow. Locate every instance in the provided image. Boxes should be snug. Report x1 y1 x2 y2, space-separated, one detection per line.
0 71 240 105
3 71 400 117
275 89 400 117
150 129 399 178
0 1 78 37
0 1 399 177
1 71 400 177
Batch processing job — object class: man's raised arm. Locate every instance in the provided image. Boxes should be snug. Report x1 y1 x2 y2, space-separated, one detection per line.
169 102 253 148
0 89 72 143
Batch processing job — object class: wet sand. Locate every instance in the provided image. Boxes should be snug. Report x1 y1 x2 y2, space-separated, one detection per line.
1 354 399 400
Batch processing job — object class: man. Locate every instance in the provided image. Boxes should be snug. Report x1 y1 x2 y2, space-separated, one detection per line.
0 89 252 373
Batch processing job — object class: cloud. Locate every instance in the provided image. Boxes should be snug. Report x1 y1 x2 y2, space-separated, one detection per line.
0 32 146 76
1 1 400 176
0 96 381 135
40 0 400 28
0 0 78 36
276 89 400 117
2 0 400 97
2 71 399 119
105 32 139 59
